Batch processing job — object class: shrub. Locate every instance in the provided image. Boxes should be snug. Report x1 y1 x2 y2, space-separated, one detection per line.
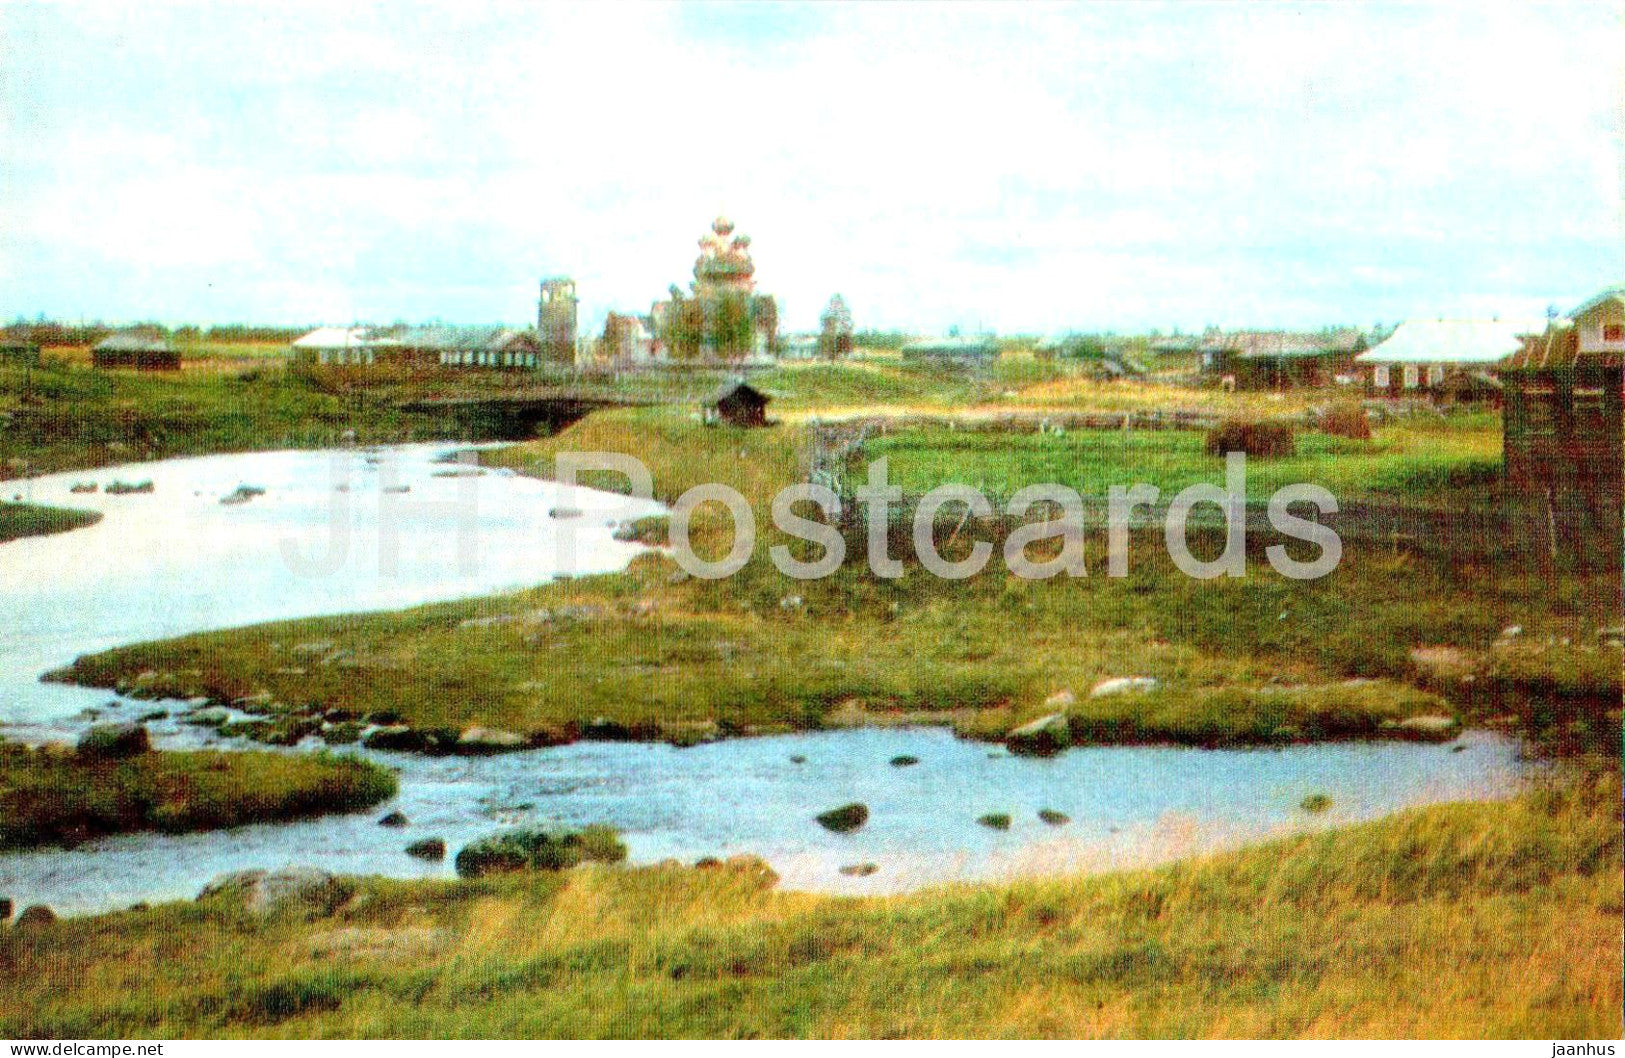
1205 419 1296 458
454 825 627 878
1319 402 1372 441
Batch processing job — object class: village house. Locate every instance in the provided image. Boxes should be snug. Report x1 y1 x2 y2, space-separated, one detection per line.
901 335 998 367
389 325 546 370
92 333 180 371
1496 286 1624 579
1356 318 1546 400
290 325 546 370
598 312 658 366
290 327 383 366
1198 330 1365 390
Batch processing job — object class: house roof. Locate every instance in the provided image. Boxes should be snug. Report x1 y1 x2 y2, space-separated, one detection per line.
1355 319 1546 365
386 326 538 352
292 326 373 350
94 334 172 353
902 336 998 357
1568 285 1625 319
1202 330 1364 359
708 380 769 405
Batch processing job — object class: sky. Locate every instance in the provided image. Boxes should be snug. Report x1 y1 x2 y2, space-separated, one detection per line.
1 1 1622 335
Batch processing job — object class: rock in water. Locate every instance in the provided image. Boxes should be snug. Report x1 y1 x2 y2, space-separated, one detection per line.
978 813 1012 831
378 811 408 828
889 755 920 768
1005 713 1071 757
456 726 526 754
76 722 150 760
1379 714 1461 742
405 838 447 861
197 868 354 917
816 803 869 833
363 725 424 752
1038 809 1070 826
839 863 879 877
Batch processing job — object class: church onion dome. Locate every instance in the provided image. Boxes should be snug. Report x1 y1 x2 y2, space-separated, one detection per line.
713 215 734 236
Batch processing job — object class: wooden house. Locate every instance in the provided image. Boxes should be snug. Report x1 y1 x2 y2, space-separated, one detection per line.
1497 287 1624 582
1199 330 1365 390
1355 318 1544 401
92 334 180 371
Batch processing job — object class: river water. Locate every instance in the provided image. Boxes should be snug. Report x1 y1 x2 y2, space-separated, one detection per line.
0 446 1528 914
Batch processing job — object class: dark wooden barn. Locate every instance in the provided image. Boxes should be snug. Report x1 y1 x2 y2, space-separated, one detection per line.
705 381 771 428
1498 302 1623 587
92 334 180 371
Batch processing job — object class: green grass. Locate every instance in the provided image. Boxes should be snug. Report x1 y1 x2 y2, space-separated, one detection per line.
0 770 1615 1038
0 742 397 850
864 421 1503 507
0 501 101 543
0 361 509 479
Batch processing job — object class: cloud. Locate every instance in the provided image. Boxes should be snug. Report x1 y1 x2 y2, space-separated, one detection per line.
0 1 1620 331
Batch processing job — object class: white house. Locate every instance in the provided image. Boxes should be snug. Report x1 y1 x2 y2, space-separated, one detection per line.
1355 318 1545 398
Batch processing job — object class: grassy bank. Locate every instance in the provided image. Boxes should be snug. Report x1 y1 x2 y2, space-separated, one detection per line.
51 410 1617 754
0 742 397 851
2 771 1616 1038
0 361 507 479
0 501 101 543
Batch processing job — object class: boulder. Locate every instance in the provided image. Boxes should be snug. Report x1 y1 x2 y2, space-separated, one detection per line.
1043 689 1077 710
1381 714 1462 742
14 904 54 927
405 838 446 862
76 722 150 760
377 811 408 828
889 755 920 768
581 717 631 741
1005 713 1070 757
457 726 526 754
815 803 869 834
363 725 424 752
838 863 879 877
1037 809 1070 826
1089 677 1160 698
197 868 354 917
187 707 232 728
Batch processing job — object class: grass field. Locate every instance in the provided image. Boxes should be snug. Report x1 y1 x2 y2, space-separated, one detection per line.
1 770 1616 1038
0 741 396 851
0 501 101 543
864 419 1502 508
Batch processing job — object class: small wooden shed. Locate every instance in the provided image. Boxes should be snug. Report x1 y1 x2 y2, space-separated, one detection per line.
705 381 771 428
93 334 180 371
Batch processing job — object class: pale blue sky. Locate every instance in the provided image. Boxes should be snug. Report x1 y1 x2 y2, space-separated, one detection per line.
1 1 1621 333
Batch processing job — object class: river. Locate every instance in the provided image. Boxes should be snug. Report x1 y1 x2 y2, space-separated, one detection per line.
0 445 1528 915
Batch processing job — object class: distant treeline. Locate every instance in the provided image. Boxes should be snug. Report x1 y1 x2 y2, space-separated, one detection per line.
3 320 310 346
